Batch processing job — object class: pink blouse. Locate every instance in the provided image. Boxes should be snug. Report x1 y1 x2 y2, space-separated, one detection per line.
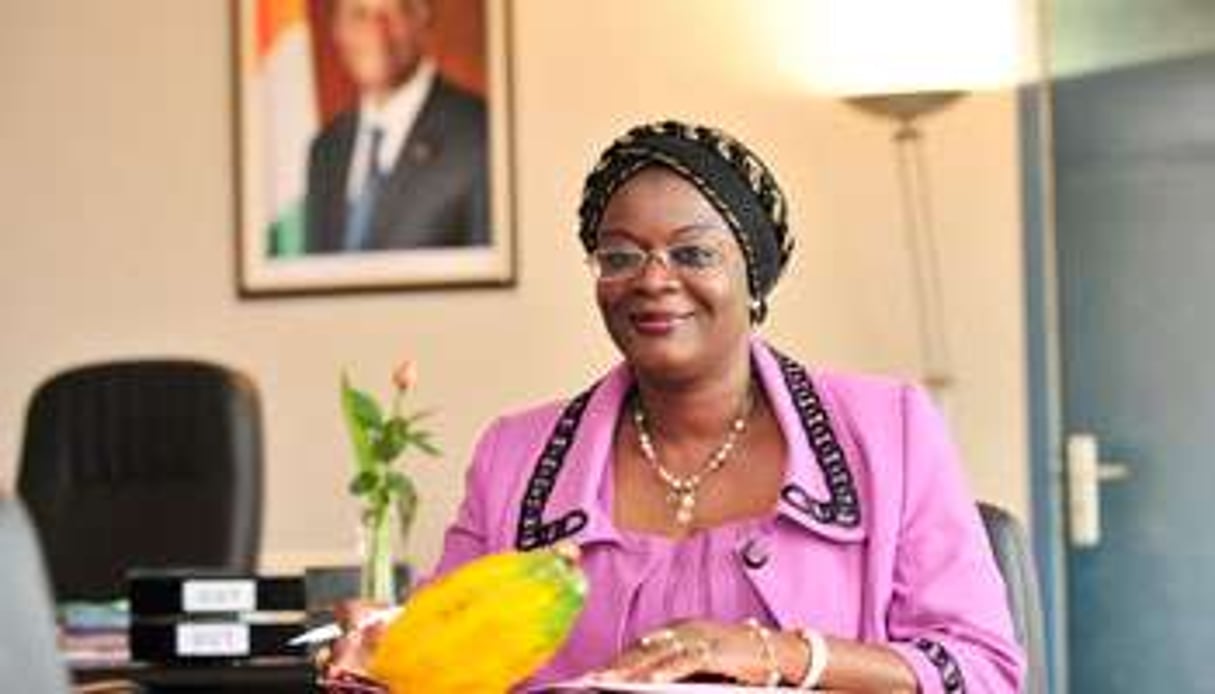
613 522 774 652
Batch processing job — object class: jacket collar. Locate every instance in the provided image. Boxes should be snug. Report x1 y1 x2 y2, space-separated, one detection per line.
512 337 866 551
759 341 866 543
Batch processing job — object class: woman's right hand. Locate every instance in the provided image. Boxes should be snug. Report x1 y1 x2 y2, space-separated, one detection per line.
318 600 389 692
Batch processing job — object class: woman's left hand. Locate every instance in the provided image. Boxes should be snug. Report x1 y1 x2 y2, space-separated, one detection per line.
590 619 775 685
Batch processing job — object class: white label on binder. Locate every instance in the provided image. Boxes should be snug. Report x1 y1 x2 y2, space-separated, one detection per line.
182 579 256 613
175 623 251 657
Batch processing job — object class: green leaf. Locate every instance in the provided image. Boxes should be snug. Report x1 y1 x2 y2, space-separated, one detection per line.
375 417 409 461
348 469 379 496
385 470 409 494
347 385 383 428
405 409 436 425
395 476 419 540
341 373 381 472
410 432 442 457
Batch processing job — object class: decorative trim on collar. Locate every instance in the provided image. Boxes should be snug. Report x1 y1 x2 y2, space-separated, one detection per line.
514 385 597 550
511 348 863 549
913 637 967 693
773 350 862 528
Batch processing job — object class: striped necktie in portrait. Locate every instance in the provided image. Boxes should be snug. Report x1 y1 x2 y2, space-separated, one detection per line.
344 127 386 251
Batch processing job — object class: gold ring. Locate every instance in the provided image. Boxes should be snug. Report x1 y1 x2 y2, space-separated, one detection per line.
689 638 713 668
640 628 677 650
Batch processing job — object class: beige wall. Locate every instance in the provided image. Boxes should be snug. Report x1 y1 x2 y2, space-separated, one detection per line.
0 1 1027 571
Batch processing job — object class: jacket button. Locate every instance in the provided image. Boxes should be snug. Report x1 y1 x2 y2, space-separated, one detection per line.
741 538 768 569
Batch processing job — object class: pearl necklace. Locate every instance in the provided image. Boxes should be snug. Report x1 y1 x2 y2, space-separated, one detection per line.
631 388 753 527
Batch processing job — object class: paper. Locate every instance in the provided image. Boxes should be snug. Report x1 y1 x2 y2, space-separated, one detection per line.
182 578 257 613
174 622 251 657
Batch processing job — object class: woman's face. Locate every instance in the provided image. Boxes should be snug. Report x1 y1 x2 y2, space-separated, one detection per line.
594 167 752 382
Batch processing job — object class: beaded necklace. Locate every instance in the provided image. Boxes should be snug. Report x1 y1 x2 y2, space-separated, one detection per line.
631 386 754 527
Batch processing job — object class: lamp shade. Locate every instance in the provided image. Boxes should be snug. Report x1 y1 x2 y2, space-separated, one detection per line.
763 0 1022 96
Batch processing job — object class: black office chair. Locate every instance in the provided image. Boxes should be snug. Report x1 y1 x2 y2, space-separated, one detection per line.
17 360 263 601
0 494 71 693
978 502 1047 694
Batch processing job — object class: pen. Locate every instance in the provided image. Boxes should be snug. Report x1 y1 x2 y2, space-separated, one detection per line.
288 606 404 646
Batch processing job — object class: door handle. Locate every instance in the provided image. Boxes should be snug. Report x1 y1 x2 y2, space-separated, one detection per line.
1066 433 1131 548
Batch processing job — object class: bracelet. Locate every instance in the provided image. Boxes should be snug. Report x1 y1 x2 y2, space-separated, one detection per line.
794 627 829 690
743 617 781 687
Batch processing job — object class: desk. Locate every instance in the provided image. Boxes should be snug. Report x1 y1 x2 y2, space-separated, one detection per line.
72 656 315 693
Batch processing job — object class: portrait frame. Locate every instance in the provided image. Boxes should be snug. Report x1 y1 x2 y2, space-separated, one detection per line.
233 0 516 296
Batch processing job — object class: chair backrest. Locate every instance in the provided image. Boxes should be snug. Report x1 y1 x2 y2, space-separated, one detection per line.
978 502 1047 694
0 494 71 693
17 360 263 600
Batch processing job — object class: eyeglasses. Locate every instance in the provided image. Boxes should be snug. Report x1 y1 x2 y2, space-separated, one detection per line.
587 240 729 282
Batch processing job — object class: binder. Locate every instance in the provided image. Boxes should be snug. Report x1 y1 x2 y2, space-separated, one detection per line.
129 619 302 661
128 571 305 616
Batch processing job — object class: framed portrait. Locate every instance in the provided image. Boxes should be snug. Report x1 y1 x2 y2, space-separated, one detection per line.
234 0 515 295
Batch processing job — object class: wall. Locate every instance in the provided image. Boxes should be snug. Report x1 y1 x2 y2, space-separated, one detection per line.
0 0 1027 571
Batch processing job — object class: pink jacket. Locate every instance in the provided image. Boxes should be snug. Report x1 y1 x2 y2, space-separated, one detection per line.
432 338 1024 692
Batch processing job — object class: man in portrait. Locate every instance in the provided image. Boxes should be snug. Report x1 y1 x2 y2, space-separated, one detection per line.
305 0 489 253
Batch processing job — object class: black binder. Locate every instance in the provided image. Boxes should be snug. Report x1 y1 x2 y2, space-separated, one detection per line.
129 620 302 661
128 570 305 616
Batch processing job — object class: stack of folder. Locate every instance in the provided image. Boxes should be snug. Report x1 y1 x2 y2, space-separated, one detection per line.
127 570 306 662
58 600 131 668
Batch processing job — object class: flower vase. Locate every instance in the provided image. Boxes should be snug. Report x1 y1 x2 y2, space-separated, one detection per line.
359 505 396 604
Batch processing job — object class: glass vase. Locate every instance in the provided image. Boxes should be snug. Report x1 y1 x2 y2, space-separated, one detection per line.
359 505 396 604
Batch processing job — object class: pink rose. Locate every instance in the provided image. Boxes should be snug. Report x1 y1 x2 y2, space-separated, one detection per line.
392 360 418 392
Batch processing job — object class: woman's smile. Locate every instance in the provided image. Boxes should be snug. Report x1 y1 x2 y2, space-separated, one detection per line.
628 309 695 336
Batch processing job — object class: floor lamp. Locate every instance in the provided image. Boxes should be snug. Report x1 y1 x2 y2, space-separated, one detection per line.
846 90 965 402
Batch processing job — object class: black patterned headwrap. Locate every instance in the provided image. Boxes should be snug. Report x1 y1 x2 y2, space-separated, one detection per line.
577 120 794 323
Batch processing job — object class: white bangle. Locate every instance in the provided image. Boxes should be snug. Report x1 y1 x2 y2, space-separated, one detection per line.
795 627 829 690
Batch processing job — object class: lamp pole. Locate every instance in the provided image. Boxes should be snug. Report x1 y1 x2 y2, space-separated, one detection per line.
846 91 965 401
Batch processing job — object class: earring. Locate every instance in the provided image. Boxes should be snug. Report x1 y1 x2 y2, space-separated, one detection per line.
749 299 767 324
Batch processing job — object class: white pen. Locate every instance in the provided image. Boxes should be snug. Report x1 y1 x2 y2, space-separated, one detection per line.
288 606 404 646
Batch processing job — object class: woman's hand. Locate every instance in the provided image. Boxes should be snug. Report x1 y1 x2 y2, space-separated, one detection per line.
590 619 778 685
315 600 389 691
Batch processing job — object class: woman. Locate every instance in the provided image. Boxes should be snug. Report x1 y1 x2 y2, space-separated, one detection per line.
333 121 1024 692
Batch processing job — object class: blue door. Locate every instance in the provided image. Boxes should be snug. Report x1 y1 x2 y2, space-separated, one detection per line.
1048 3 1215 691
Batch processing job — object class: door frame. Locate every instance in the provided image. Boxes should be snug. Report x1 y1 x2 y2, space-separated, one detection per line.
1019 13 1068 690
